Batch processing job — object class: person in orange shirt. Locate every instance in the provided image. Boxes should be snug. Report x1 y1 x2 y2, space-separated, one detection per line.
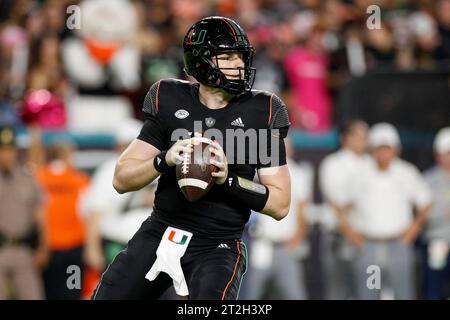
36 139 89 299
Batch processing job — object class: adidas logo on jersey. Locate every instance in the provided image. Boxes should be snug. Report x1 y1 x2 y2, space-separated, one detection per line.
217 243 230 249
231 117 245 127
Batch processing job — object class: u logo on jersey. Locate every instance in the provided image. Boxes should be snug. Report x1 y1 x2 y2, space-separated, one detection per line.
168 230 188 245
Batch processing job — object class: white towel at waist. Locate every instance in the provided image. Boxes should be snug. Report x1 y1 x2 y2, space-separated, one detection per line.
145 226 193 296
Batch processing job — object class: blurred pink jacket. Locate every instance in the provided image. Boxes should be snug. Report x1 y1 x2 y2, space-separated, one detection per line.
284 47 332 132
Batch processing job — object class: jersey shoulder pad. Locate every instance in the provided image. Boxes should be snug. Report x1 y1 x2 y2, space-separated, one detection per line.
142 80 162 116
142 78 192 115
249 90 274 121
268 94 290 130
250 90 290 129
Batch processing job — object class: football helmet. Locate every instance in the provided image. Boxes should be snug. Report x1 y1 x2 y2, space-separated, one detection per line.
183 16 256 95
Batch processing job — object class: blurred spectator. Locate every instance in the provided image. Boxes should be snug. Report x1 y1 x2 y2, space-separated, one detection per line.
318 119 370 299
19 32 68 130
0 100 21 127
364 22 396 70
20 30 68 131
61 0 140 93
236 0 264 27
329 23 367 81
27 33 68 94
410 10 442 69
250 30 289 94
170 0 209 41
0 24 29 100
339 123 432 299
0 126 45 299
146 0 172 31
60 0 141 135
25 1 46 41
42 0 67 37
132 0 163 58
81 118 146 274
436 0 450 61
284 24 332 132
243 138 311 300
36 138 89 299
422 127 450 299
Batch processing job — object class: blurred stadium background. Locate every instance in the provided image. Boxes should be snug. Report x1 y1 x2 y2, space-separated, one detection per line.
0 0 449 300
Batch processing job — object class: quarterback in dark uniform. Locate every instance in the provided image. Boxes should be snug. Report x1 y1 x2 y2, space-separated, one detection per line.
92 16 291 300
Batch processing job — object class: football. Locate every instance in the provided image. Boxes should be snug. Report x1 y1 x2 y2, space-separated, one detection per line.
176 137 218 202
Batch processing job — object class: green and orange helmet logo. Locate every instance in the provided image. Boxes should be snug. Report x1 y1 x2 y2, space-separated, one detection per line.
186 29 207 45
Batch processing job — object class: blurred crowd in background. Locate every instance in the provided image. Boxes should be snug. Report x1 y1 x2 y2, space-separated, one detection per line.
0 0 449 300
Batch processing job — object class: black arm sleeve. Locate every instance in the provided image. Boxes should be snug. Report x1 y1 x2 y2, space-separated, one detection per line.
257 94 291 168
137 81 166 151
221 172 270 212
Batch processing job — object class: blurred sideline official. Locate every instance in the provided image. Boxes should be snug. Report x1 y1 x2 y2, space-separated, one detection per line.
0 127 45 299
243 138 310 300
423 127 450 299
318 119 370 299
36 139 89 299
338 123 432 299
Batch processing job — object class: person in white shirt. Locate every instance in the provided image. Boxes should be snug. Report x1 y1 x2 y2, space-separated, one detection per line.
319 119 370 299
423 127 450 299
243 138 311 300
339 123 432 300
81 118 151 271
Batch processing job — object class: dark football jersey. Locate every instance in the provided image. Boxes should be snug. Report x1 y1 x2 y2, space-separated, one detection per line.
137 78 290 239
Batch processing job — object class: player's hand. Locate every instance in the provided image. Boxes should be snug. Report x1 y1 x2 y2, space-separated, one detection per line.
165 138 193 167
210 141 228 185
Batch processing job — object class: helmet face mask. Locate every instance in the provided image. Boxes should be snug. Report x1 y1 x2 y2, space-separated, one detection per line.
183 17 256 95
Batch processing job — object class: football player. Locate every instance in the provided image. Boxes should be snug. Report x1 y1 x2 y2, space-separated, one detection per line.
92 16 291 300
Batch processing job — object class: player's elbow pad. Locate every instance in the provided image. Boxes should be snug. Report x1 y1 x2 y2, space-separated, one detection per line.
221 172 269 212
